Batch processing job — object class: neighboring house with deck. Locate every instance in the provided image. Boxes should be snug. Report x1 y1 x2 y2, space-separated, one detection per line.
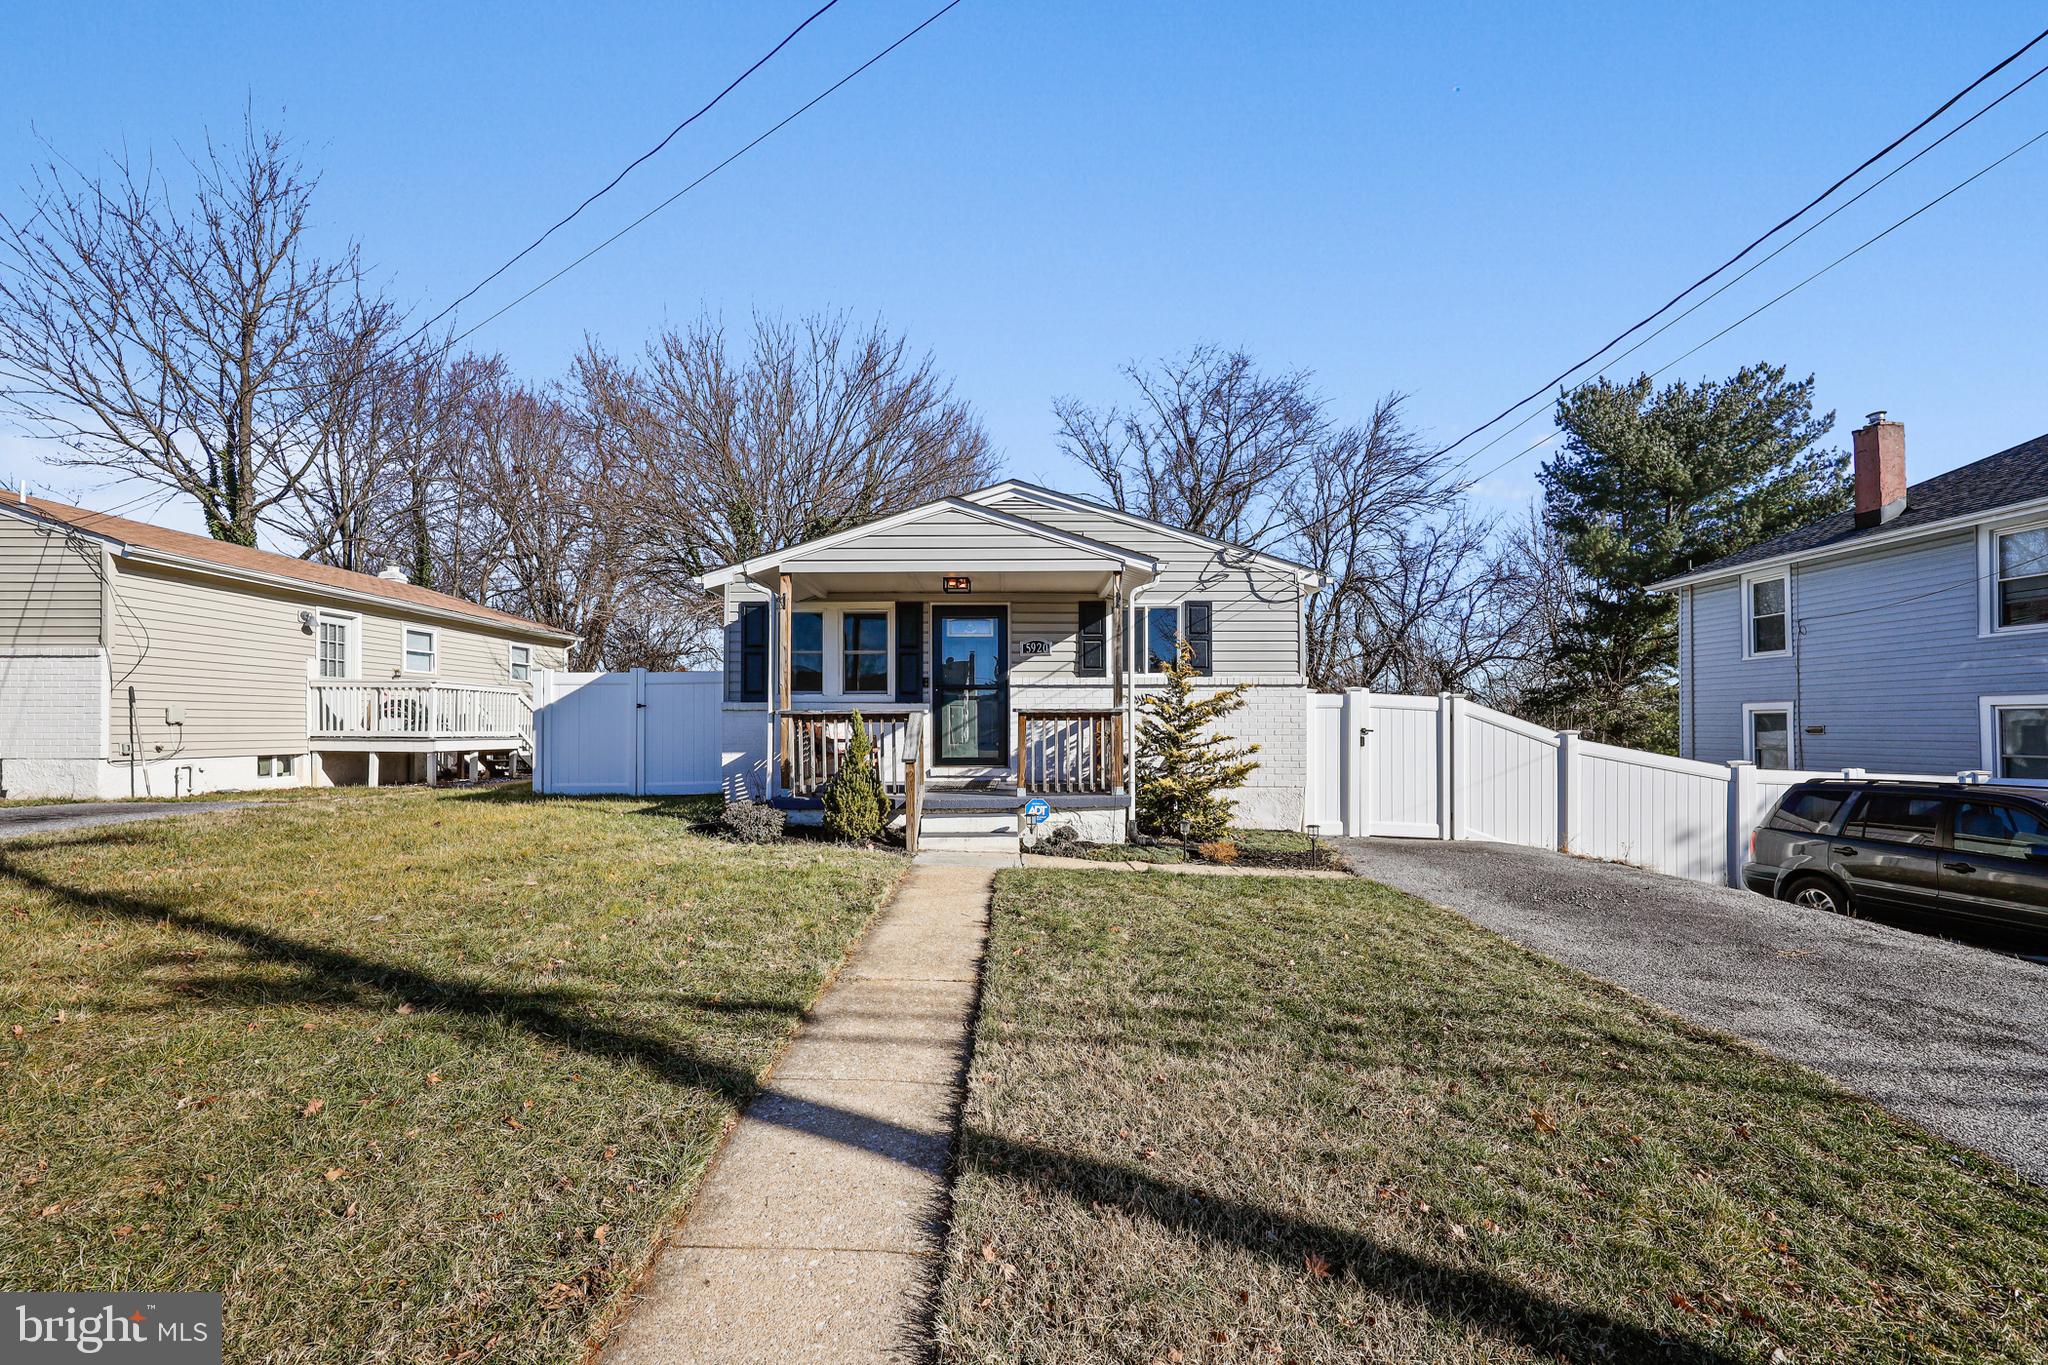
700 480 1324 850
1654 414 2048 780
0 489 574 799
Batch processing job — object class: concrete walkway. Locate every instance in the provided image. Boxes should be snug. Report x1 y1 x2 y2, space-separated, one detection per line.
0 799 257 843
600 855 996 1364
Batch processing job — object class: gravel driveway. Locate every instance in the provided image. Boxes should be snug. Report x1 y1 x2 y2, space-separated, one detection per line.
0 799 256 843
1334 836 2048 1184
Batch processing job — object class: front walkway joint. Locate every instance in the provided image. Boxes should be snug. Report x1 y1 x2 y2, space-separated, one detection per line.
599 855 998 1364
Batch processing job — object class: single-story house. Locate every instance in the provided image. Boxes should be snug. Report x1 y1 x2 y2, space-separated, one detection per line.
0 489 574 799
701 480 1324 846
1653 414 2048 779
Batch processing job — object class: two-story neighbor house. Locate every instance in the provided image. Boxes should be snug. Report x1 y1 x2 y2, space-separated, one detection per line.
0 489 574 799
1654 414 2048 779
701 480 1324 843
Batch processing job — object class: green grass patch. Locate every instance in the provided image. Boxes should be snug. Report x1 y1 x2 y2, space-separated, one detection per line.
937 869 2048 1364
0 786 901 1363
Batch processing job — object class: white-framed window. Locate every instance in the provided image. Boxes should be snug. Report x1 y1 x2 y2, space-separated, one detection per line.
403 627 438 674
1980 693 2048 782
842 610 890 694
1980 519 2048 636
258 754 297 778
776 603 892 702
1742 571 1789 658
316 610 358 680
508 644 531 682
1743 702 1794 771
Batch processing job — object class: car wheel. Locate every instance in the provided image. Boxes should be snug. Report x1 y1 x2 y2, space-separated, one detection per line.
1783 875 1848 917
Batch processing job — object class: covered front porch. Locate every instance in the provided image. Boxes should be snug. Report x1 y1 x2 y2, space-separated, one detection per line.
703 496 1162 850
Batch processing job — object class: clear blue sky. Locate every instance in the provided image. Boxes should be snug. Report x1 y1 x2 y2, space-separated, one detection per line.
4 1 2045 540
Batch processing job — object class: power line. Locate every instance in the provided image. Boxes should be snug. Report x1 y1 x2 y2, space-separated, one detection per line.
1432 23 2048 461
448 0 967 348
1437 56 2048 488
407 1 844 342
1447 117 2048 499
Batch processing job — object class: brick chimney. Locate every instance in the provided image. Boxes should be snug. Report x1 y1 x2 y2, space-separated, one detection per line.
1852 411 1906 529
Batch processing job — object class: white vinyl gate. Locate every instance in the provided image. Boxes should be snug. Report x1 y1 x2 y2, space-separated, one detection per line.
533 670 723 796
1304 690 1965 888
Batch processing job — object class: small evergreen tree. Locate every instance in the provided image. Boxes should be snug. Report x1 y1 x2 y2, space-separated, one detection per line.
820 712 888 842
1135 640 1260 840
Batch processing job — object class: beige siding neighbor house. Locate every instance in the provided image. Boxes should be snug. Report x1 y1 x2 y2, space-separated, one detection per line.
702 480 1323 843
0 490 574 800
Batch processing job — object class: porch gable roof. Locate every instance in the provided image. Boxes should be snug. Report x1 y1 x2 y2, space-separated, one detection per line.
699 497 1158 591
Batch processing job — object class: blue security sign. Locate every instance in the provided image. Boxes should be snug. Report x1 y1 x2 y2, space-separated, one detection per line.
1023 797 1051 825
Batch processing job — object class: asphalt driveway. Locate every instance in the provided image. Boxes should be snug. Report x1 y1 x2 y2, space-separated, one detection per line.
1333 836 2048 1184
0 799 256 843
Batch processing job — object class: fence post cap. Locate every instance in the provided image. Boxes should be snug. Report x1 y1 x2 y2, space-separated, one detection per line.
1727 759 1754 768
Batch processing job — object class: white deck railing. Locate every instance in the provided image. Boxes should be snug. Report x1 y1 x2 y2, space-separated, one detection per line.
309 681 531 742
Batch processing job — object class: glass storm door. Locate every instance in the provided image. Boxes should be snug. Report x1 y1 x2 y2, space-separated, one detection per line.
932 609 1007 765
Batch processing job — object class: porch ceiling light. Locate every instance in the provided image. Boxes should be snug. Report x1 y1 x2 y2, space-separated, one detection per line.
942 575 971 593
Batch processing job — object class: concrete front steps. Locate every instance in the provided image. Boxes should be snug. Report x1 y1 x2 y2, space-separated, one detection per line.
916 808 1021 857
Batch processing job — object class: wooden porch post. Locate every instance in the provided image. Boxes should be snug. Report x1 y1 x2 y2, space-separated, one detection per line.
777 573 793 792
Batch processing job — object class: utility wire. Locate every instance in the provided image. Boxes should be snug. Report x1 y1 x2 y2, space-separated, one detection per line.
1445 117 2048 499
1437 56 2048 487
448 0 967 348
407 0 843 342
1433 23 2048 461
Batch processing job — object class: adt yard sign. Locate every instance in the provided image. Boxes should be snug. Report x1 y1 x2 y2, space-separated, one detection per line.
1023 798 1050 825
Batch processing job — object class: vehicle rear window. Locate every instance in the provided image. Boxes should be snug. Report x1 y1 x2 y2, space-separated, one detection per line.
1840 792 1942 847
1769 788 1849 834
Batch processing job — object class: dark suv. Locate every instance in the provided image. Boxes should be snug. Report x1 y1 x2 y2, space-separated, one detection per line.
1745 779 2048 939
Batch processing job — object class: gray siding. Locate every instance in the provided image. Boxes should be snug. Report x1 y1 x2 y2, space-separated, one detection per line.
1683 528 2048 773
0 510 103 648
108 559 565 761
980 490 1305 675
717 491 1309 698
783 506 1113 574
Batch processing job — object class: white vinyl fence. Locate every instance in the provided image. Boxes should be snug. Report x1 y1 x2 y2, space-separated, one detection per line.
1307 691 1964 888
532 670 724 796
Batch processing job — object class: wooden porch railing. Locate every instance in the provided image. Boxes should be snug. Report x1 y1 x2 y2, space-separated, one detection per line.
905 715 931 854
779 710 923 800
309 681 528 741
1017 709 1124 795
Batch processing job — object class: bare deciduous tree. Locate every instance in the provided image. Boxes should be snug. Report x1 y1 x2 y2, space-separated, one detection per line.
1055 345 1326 548
583 311 997 581
0 122 371 544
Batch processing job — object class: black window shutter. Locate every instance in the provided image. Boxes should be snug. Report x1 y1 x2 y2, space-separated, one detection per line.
895 602 924 702
1185 600 1213 675
1076 600 1106 677
738 602 767 702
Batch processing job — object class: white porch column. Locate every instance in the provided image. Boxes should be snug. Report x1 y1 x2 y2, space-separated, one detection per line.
367 752 380 789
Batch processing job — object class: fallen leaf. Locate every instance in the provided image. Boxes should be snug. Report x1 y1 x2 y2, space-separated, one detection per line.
300 1099 325 1118
981 1242 998 1262
324 1168 346 1182
426 1073 442 1086
396 1004 414 1016
113 1224 134 1237
1448 1222 1469 1242
503 1115 523 1130
1530 1109 1558 1134
592 1224 609 1244
1303 1253 1331 1279
10 1025 22 1039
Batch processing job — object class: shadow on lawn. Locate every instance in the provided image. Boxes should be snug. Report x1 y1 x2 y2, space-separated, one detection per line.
3 852 1739 1363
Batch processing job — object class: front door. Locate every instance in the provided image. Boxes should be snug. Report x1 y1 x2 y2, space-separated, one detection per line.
931 607 1007 765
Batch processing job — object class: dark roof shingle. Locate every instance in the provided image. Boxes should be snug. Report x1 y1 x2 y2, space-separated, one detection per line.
1660 430 2048 585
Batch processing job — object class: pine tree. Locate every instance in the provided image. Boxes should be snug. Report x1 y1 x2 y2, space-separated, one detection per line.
820 712 888 842
1135 641 1260 840
1532 364 1849 750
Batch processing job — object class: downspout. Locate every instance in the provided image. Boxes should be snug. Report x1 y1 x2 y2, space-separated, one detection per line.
764 581 780 802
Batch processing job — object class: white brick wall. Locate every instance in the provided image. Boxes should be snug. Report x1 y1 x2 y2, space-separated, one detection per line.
0 650 109 799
